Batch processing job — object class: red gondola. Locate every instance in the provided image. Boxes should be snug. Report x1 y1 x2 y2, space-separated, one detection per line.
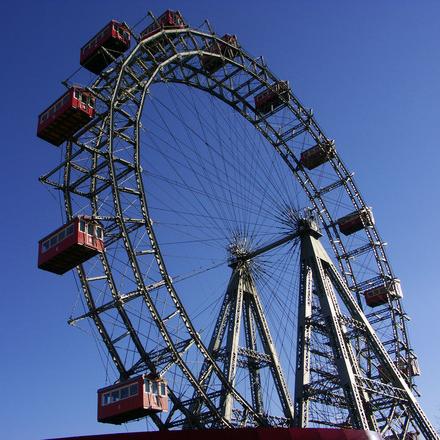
80 20 131 74
337 208 374 236
364 279 403 308
300 141 335 170
37 87 95 146
201 34 239 74
140 10 186 40
254 81 290 114
38 216 104 275
97 374 168 424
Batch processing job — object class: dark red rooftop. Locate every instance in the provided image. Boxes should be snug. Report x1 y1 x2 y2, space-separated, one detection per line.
48 428 383 440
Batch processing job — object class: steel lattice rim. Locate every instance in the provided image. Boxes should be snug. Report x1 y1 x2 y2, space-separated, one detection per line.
41 24 414 430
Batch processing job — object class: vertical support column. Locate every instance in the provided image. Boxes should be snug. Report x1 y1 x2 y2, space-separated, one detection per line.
294 262 313 427
221 268 245 420
295 229 377 430
303 232 372 430
243 292 264 414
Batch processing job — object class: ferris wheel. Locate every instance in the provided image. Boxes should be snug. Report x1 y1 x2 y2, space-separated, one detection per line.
37 10 438 440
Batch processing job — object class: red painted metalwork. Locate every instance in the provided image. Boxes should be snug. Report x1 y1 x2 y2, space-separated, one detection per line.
364 279 403 308
254 81 290 114
337 208 375 236
140 10 186 40
201 34 239 74
80 20 131 74
47 428 384 440
364 285 389 307
300 142 335 170
38 216 104 275
37 88 95 146
97 374 168 424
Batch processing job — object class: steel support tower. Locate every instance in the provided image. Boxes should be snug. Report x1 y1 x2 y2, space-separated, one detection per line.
191 217 438 438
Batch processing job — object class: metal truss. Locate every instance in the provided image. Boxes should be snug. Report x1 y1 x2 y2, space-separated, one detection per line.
293 218 438 439
189 245 295 424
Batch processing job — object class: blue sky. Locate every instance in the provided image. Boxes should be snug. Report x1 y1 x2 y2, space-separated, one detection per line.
1 1 440 438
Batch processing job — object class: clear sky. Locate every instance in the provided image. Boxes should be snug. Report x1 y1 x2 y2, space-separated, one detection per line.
1 1 440 439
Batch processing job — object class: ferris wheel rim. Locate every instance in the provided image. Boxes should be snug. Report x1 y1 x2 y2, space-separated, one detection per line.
51 24 414 430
